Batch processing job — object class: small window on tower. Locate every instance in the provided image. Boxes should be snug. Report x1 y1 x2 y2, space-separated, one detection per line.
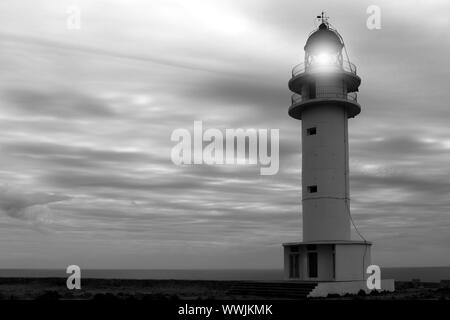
309 82 316 99
307 185 318 193
307 127 317 135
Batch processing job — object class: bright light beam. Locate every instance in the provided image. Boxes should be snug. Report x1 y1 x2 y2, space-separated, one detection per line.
316 53 332 65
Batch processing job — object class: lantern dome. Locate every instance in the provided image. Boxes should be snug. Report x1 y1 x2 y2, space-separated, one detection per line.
304 23 344 55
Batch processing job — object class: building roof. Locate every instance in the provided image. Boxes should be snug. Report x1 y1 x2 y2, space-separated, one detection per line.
282 240 372 246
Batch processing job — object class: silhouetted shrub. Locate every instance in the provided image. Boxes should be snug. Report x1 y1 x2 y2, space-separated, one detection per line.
168 294 180 301
343 293 353 297
124 295 137 301
36 290 61 300
357 289 366 296
141 293 167 301
437 287 450 294
92 293 119 301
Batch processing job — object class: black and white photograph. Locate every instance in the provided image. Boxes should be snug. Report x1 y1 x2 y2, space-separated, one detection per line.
0 0 449 317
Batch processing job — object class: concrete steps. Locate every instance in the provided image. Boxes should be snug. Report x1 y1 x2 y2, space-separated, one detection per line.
227 281 318 299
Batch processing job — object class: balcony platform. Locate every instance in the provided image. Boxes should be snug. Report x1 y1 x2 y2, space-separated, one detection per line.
289 63 361 94
289 96 361 120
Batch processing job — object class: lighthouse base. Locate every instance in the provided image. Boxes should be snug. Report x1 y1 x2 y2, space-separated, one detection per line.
283 240 372 282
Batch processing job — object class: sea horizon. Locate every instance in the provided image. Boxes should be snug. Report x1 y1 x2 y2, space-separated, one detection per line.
0 266 449 283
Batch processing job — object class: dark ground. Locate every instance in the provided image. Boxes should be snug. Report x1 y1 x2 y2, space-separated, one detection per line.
0 278 449 300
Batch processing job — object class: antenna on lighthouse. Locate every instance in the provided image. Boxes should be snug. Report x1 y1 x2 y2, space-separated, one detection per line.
316 11 329 26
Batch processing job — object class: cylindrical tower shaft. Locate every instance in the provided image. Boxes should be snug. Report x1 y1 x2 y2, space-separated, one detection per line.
301 102 350 241
288 22 362 243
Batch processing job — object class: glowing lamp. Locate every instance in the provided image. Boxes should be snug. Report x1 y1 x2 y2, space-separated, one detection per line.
315 53 334 65
304 22 344 71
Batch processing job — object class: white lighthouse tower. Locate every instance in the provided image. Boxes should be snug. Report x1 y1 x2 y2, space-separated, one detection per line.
283 15 372 283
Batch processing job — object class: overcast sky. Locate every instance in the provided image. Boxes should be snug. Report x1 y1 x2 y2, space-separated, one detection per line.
0 0 449 269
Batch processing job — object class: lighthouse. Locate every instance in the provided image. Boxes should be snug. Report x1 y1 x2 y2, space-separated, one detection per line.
283 15 372 283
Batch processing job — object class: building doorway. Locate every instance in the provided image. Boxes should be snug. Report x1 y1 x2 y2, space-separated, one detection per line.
307 251 318 278
289 254 300 279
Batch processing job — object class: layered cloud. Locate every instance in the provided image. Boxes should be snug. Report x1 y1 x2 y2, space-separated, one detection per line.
0 0 448 268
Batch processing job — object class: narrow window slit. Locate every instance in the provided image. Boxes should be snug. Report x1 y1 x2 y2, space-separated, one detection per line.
306 127 317 135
